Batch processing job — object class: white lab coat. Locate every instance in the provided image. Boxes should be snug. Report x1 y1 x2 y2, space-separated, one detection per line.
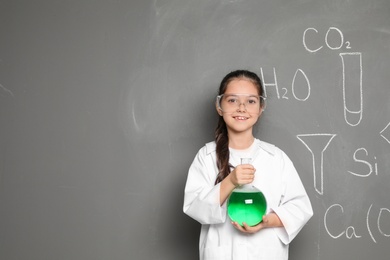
183 139 313 260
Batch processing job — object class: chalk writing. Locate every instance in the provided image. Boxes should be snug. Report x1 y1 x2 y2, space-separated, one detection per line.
260 67 280 99
303 27 352 53
348 148 378 177
261 26 388 245
325 203 390 243
340 52 363 126
296 134 336 195
302 27 364 126
324 204 362 239
292 69 311 101
260 67 311 101
378 208 390 238
380 122 390 144
0 83 14 97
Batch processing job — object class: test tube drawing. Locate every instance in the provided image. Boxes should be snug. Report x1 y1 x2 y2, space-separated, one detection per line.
297 133 337 195
340 52 363 126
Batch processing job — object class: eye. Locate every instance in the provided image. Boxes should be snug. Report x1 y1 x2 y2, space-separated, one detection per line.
247 98 258 104
226 96 238 103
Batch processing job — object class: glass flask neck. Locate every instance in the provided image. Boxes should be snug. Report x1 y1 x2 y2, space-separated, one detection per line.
234 184 260 192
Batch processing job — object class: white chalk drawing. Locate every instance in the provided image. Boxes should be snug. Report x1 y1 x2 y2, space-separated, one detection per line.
297 134 336 195
260 67 280 99
324 204 362 239
291 69 311 101
380 122 390 144
325 203 390 243
340 52 363 126
378 208 390 238
367 204 376 243
303 27 323 53
260 67 310 101
303 27 352 53
325 27 344 50
303 27 363 126
0 83 14 97
347 147 378 177
299 26 389 245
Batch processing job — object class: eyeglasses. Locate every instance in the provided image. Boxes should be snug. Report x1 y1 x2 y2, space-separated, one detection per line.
216 93 266 113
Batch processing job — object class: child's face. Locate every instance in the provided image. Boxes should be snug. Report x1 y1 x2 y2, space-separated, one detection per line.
217 79 262 135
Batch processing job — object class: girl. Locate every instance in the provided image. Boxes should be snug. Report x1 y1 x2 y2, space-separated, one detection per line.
183 70 313 259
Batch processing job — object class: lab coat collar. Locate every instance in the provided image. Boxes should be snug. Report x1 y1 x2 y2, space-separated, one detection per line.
205 139 276 156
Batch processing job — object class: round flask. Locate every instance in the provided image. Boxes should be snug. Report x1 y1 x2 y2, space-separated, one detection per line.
227 158 267 226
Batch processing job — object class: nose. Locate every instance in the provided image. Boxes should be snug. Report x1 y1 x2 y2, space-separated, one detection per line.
237 102 247 111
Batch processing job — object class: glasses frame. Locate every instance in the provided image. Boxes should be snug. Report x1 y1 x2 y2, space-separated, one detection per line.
216 93 266 113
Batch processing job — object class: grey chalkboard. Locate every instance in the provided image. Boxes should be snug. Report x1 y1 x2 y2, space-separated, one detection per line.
1 0 390 259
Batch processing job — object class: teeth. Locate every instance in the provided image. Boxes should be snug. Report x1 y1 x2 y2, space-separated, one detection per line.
236 116 247 120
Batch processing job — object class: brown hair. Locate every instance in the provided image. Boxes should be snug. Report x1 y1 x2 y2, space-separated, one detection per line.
214 70 265 184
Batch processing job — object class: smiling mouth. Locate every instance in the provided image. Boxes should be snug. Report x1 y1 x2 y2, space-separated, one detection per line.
233 116 249 120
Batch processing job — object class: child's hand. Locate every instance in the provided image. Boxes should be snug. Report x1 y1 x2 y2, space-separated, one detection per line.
229 164 256 187
231 221 264 234
231 213 283 234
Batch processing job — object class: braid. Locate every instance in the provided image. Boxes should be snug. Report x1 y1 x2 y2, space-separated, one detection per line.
214 117 232 184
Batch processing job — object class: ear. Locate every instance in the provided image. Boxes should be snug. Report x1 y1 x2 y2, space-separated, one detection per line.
215 102 223 116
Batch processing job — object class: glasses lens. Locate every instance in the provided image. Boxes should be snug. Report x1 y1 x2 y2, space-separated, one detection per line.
218 94 265 113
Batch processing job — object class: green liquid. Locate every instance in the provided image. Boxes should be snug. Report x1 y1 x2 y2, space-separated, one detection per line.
227 190 267 227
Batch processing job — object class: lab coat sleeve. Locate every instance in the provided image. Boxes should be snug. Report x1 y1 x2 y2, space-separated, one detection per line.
183 147 227 224
271 151 313 245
